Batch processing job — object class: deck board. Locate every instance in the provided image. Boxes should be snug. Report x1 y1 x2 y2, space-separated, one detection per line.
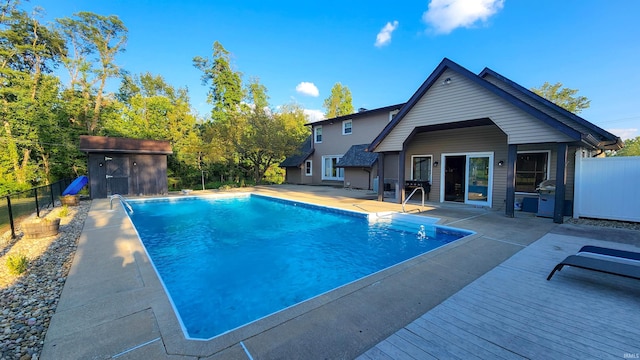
357 233 640 359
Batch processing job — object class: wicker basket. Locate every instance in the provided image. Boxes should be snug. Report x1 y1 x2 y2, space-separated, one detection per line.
22 218 60 239
60 194 80 206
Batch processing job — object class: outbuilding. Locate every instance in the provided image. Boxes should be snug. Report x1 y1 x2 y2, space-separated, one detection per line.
79 135 173 199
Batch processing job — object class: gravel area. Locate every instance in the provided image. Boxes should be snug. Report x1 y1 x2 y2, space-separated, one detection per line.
0 201 90 360
566 217 640 231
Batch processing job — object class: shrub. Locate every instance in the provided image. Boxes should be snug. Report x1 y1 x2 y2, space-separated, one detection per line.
59 205 69 217
6 253 29 275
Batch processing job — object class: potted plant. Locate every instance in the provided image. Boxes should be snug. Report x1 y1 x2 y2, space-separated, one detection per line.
21 217 61 239
60 194 80 206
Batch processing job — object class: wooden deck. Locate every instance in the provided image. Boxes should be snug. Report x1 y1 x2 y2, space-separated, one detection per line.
358 233 640 360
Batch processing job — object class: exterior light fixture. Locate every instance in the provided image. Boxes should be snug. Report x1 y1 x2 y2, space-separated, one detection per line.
433 161 439 167
498 160 504 167
443 77 452 85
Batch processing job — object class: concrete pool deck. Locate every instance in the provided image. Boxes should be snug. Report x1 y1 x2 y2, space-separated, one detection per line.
40 185 639 359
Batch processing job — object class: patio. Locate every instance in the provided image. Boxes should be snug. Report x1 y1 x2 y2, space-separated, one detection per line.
40 185 639 359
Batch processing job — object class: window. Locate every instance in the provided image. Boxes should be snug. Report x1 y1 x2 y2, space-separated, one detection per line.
322 155 344 180
342 120 352 135
305 160 312 176
515 151 549 193
411 155 432 182
314 126 322 143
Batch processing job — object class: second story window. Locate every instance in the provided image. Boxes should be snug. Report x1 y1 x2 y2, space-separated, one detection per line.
342 120 352 135
315 126 322 143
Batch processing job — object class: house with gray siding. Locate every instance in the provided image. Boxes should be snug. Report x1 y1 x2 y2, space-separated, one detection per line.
281 104 404 190
369 58 622 223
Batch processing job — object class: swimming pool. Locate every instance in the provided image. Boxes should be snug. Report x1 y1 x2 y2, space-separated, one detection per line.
128 194 473 340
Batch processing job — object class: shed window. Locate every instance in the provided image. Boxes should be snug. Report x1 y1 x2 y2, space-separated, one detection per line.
516 151 549 193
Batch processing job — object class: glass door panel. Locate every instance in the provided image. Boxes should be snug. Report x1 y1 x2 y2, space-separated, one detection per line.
467 156 490 204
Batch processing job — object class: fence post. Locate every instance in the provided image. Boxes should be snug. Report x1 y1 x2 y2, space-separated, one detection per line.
7 195 16 239
573 150 582 219
34 187 40 217
50 183 55 208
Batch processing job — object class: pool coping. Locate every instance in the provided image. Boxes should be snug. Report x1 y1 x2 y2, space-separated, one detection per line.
41 186 560 359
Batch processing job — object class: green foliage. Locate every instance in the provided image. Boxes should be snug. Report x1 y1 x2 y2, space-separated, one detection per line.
323 82 354 118
531 82 590 114
263 164 285 184
57 11 127 134
614 136 640 156
59 204 70 217
6 253 28 275
193 41 244 123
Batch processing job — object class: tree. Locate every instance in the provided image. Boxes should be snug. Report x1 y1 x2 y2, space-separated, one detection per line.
57 12 127 134
193 41 247 182
0 4 75 189
531 82 590 114
193 41 244 122
614 136 640 156
323 82 354 118
239 81 310 183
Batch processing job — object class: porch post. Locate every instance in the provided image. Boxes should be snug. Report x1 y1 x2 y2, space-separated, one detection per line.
553 143 568 224
505 144 517 218
398 150 406 204
377 153 384 201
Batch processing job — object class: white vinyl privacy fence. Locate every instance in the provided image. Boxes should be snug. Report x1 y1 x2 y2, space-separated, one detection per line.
573 154 640 222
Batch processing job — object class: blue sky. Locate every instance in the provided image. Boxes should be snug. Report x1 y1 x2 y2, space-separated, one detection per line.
33 0 640 139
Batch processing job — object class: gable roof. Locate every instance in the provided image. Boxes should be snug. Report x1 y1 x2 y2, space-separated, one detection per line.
79 135 173 154
336 144 378 168
308 103 405 127
279 136 314 167
368 58 621 152
478 67 622 150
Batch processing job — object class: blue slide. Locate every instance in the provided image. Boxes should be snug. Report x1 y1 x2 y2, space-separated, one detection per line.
62 175 88 196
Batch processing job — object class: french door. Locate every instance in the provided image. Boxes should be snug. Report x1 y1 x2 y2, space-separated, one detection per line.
441 152 493 207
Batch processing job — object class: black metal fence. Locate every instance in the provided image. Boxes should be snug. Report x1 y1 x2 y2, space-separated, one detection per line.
1 179 73 239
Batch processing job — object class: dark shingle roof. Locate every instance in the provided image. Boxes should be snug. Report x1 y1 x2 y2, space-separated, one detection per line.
307 103 405 126
336 144 377 168
79 135 173 154
280 136 314 167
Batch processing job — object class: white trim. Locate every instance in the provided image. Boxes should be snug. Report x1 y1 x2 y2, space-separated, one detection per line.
304 160 313 176
440 152 494 207
314 126 323 143
389 110 399 122
410 154 433 183
321 155 344 180
342 119 352 135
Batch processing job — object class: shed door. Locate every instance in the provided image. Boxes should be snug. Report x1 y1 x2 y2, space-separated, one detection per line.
105 156 129 196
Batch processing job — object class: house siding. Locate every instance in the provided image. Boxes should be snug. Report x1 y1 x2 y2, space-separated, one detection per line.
482 74 595 136
376 69 575 152
405 125 508 208
344 166 375 190
310 110 392 184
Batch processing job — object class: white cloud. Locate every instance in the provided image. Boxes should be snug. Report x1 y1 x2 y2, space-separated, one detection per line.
375 20 399 47
304 109 325 123
422 0 504 34
296 82 319 97
607 128 638 140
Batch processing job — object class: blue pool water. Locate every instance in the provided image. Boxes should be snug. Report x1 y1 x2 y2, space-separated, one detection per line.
128 194 472 339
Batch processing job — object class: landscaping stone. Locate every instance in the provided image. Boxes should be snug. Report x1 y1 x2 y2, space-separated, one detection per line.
0 201 89 360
